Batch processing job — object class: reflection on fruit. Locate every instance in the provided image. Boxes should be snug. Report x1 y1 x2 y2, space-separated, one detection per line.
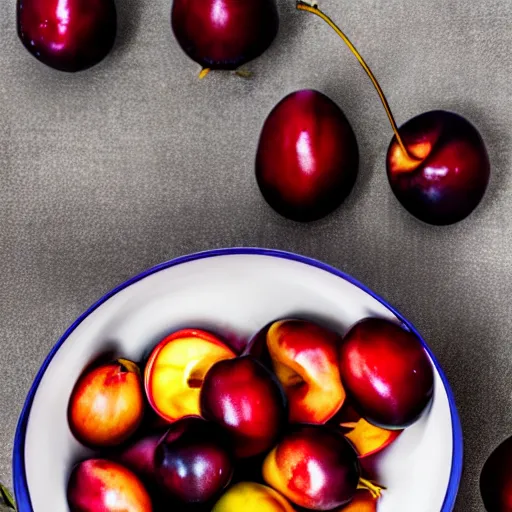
67 459 152 512
255 89 359 222
340 318 434 429
336 402 402 458
480 435 512 511
17 0 116 72
263 425 380 511
386 110 490 225
154 416 233 504
144 329 235 422
212 482 294 512
265 319 345 424
68 359 144 447
171 0 279 76
200 355 287 458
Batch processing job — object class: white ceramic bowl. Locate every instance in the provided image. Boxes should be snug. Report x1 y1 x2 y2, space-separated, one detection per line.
13 248 463 512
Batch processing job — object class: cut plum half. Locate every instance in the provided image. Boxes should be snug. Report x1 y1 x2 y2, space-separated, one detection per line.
144 329 235 422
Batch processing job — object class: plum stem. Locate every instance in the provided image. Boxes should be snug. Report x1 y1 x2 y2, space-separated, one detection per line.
235 68 253 79
296 1 416 161
357 477 385 499
117 358 140 376
199 68 211 79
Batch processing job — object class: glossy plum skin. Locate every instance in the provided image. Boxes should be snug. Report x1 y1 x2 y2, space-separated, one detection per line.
67 459 153 512
264 319 345 424
68 359 145 448
114 432 164 483
263 424 360 511
480 435 512 511
200 355 287 458
171 0 279 70
17 0 116 72
386 110 490 225
339 318 434 429
256 89 359 222
154 416 233 504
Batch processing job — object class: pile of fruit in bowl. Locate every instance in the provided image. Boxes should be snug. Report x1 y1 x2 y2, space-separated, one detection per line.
65 315 434 511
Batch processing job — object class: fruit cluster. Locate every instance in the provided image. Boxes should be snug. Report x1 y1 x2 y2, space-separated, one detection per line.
66 316 434 511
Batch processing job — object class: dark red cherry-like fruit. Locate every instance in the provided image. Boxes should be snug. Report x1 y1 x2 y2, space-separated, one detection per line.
17 0 116 72
339 317 434 429
387 110 490 225
200 355 287 458
171 0 279 72
255 89 359 222
480 435 512 511
295 2 490 227
154 416 234 504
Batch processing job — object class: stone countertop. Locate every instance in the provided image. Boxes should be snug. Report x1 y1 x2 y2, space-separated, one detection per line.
1 0 511 510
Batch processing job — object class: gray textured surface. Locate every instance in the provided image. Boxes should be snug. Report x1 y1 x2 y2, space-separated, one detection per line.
0 0 511 509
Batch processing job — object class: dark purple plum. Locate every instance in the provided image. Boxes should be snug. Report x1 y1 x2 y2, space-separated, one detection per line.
386 110 490 225
200 355 287 458
255 89 359 222
17 0 116 72
480 436 512 511
171 0 279 75
154 416 233 504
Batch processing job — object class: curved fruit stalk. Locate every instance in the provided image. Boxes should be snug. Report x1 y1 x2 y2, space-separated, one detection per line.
296 0 411 160
357 478 384 500
297 0 490 225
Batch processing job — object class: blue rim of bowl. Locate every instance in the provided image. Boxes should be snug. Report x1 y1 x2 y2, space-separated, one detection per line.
12 247 463 512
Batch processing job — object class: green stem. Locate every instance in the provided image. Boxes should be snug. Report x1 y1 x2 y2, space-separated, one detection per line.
0 483 16 510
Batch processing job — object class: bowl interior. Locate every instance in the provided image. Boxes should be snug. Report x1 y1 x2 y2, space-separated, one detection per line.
19 251 456 512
